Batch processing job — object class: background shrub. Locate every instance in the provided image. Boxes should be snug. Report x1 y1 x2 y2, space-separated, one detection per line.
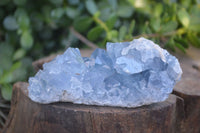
0 0 199 126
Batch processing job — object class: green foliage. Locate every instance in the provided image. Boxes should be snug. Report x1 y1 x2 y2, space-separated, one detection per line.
20 31 33 49
0 42 33 101
85 0 98 15
1 84 12 101
3 16 18 31
177 8 190 28
0 0 200 104
73 16 93 32
87 26 104 41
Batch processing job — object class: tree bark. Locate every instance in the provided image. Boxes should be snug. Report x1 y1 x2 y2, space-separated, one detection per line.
173 55 200 133
2 82 184 133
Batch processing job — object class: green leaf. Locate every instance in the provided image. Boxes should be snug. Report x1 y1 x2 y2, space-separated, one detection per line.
107 30 118 42
150 18 161 32
93 11 100 18
11 58 32 82
1 84 12 101
190 5 200 16
174 37 189 48
177 8 190 28
87 26 103 41
51 8 64 19
188 14 200 32
127 0 146 8
17 13 30 33
108 0 118 10
154 3 163 17
175 43 186 53
5 31 19 45
12 66 27 82
65 7 80 19
3 16 18 31
171 3 177 14
179 0 191 7
0 62 21 84
98 9 112 21
106 15 117 30
117 4 134 18
10 62 22 74
128 19 135 35
188 25 200 32
13 48 26 61
119 26 127 41
187 32 200 48
0 43 13 59
85 0 98 15
0 73 12 85
21 57 32 68
161 21 178 33
13 0 26 5
73 16 93 32
164 38 175 52
20 31 33 49
14 8 27 18
0 43 13 70
17 14 29 27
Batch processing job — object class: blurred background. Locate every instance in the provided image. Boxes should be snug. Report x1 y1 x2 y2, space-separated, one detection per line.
0 0 200 129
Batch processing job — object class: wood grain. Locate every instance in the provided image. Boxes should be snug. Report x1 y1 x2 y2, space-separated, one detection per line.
2 82 184 133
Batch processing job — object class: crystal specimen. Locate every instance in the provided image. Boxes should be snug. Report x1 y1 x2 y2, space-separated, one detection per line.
28 37 182 107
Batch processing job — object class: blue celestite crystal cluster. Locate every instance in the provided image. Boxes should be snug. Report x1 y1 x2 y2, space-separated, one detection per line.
28 37 182 107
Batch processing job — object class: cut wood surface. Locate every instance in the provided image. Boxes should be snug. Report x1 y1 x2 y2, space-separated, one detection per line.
2 48 200 133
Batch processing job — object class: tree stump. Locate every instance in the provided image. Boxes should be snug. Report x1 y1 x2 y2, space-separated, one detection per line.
173 55 200 133
2 82 184 133
2 50 200 133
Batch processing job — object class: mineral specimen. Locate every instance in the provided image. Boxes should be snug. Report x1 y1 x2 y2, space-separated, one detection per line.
28 37 182 107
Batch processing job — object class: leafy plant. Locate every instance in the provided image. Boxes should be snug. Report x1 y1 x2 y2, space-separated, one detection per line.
0 0 200 128
0 92 10 129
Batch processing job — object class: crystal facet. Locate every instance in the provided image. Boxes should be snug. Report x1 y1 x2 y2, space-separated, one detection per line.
28 37 182 107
